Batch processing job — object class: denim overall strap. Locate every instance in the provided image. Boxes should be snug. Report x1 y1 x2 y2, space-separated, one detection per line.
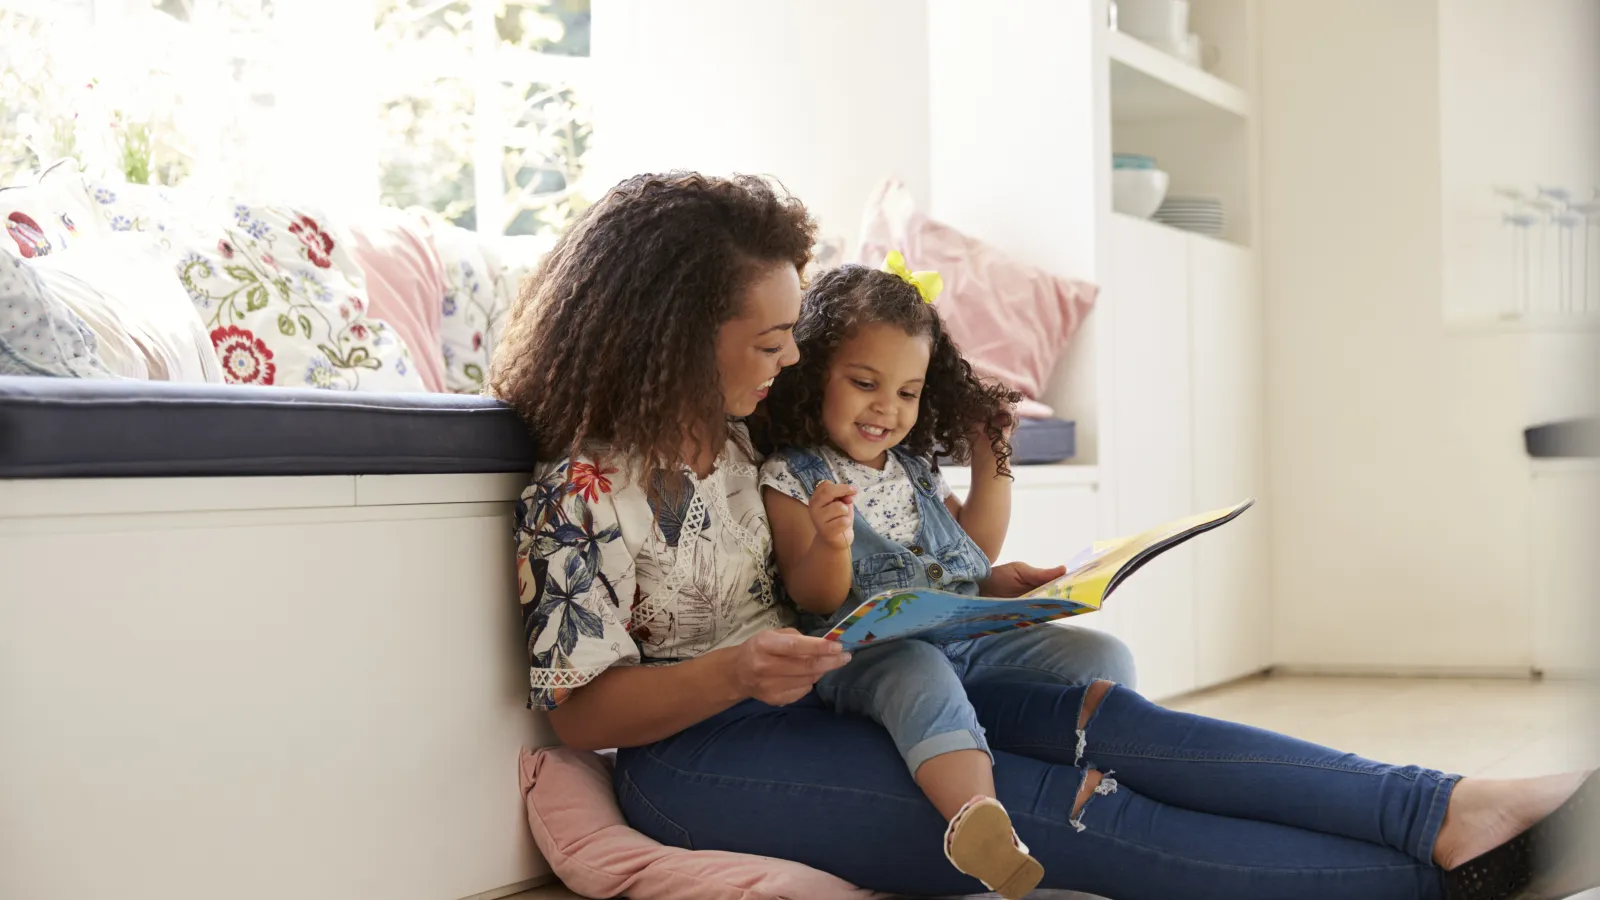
776 447 900 558
777 448 902 634
893 450 992 595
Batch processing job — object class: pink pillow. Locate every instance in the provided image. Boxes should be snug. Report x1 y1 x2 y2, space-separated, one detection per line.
857 179 1098 415
518 747 885 900
349 209 449 393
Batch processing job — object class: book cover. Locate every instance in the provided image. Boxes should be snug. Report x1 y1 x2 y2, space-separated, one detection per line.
822 499 1254 650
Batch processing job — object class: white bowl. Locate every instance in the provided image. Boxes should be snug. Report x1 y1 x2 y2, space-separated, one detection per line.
1118 0 1190 45
1112 168 1170 219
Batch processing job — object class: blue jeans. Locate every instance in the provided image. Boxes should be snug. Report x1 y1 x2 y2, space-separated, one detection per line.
614 626 1457 900
816 624 1139 775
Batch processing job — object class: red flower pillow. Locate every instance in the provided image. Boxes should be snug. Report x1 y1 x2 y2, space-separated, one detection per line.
174 202 425 391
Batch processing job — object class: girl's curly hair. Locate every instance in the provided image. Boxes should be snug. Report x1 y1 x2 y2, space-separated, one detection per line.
757 264 1022 476
488 172 816 472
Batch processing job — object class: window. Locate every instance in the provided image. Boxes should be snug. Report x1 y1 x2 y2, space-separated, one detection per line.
0 0 591 237
375 0 591 236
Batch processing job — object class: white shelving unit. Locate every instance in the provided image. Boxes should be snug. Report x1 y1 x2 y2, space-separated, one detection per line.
930 0 1267 700
1107 29 1251 121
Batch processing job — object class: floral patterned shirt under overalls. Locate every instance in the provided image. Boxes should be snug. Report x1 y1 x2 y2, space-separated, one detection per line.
774 446 993 634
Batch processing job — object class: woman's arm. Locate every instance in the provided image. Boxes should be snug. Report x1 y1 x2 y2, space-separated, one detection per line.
547 630 850 750
948 437 1011 561
764 484 855 616
547 648 741 750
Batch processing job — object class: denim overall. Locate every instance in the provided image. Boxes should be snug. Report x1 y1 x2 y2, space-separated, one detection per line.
780 445 1005 775
779 446 993 635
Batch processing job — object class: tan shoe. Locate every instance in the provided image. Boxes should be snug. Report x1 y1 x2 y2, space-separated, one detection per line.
944 796 1044 900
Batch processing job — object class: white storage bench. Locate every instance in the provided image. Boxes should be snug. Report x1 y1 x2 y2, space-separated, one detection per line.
0 376 556 900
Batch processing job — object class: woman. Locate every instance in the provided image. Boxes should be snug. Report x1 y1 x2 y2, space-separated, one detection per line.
490 172 1594 900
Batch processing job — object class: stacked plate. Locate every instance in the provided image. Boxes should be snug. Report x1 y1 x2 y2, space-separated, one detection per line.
1153 195 1226 237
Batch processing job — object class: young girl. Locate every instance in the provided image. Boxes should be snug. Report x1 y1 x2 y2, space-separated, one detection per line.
757 255 1044 900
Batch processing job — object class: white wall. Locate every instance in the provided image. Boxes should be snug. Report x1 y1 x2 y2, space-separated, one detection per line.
1438 0 1600 320
926 0 1106 455
926 0 1102 281
1261 0 1597 673
589 0 930 249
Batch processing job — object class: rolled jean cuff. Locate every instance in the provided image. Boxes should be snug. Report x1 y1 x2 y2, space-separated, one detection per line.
1415 772 1462 864
904 729 990 776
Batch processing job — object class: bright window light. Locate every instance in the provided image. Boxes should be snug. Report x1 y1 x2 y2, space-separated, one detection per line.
0 0 591 237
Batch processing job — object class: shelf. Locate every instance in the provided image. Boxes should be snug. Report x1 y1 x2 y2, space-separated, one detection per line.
1107 30 1251 122
1111 211 1250 251
1444 311 1600 334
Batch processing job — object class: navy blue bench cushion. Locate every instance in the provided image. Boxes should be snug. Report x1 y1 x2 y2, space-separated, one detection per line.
935 417 1077 467
0 376 538 478
1011 417 1077 465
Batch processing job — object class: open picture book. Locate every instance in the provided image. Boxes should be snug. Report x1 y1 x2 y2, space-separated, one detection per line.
822 499 1255 650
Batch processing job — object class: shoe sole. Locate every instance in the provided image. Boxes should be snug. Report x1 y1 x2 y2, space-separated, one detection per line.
947 802 1045 900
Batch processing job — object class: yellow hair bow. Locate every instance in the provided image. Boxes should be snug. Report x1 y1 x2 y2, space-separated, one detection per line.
881 250 943 304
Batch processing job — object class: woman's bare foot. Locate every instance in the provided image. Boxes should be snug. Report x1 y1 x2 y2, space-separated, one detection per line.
1434 772 1592 870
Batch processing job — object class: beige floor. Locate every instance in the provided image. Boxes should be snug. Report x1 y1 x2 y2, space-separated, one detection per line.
505 674 1600 900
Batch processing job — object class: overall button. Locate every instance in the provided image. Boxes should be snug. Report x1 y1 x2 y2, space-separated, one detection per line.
926 562 945 580
917 476 933 492
908 544 925 556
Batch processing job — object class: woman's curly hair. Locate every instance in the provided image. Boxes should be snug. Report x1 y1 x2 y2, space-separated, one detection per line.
488 172 816 472
757 264 1022 476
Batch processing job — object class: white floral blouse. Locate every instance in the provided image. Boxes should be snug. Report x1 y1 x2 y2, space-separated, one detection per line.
759 446 953 547
515 424 792 710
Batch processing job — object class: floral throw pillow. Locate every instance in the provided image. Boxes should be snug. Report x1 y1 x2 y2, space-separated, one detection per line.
82 177 226 262
426 220 505 394
0 160 104 260
86 179 182 240
176 203 425 391
0 251 111 378
479 231 549 335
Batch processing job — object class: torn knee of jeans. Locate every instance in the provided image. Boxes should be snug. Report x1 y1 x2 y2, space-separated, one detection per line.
1068 767 1119 833
1073 681 1118 766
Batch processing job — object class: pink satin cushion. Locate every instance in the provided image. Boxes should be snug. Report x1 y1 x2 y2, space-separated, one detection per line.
348 210 448 393
518 747 884 900
857 180 1098 413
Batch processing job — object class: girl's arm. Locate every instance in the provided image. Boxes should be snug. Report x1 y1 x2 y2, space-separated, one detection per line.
947 435 1011 561
547 630 849 750
764 483 856 616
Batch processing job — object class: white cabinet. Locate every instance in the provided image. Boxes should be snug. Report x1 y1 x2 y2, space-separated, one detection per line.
1530 465 1600 677
1103 215 1268 699
927 3 1265 699
1107 214 1198 700
999 482 1109 631
943 219 1267 700
1189 234 1271 685
999 485 1100 570
942 466 1100 573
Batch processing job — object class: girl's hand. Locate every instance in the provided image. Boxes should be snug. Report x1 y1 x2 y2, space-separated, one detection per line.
980 561 1067 598
729 629 851 706
808 480 857 549
968 411 1017 460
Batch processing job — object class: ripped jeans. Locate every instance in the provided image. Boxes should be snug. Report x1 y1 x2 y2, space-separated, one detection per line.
815 622 1140 778
614 629 1460 900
